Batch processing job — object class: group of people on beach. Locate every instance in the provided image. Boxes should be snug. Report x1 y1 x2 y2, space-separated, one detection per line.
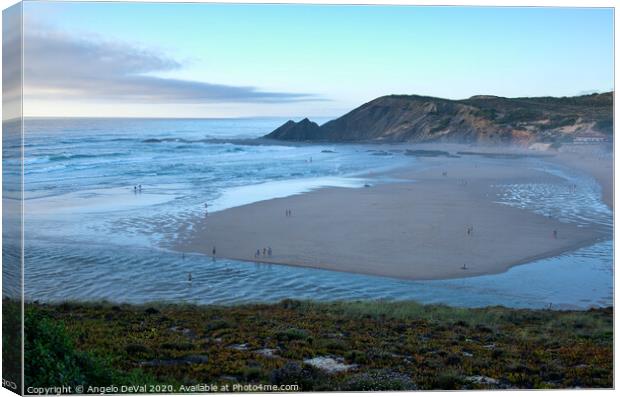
133 184 143 193
285 209 293 217
466 225 474 236
255 247 272 258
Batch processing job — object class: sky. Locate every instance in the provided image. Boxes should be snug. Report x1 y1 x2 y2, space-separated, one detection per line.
20 1 614 118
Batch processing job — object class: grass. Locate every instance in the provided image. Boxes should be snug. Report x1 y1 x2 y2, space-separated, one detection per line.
20 299 613 391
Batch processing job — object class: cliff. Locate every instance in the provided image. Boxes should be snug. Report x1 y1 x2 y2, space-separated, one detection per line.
265 92 613 144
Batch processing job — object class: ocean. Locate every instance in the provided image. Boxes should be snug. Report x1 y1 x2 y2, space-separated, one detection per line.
16 118 613 309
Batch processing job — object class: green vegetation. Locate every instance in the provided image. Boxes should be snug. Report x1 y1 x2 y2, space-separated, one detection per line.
3 299 22 392
498 108 544 124
24 306 158 389
545 115 578 130
23 300 612 391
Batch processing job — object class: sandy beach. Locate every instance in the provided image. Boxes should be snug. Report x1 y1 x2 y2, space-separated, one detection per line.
173 145 610 281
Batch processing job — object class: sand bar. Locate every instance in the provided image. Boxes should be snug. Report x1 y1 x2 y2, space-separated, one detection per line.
173 150 610 280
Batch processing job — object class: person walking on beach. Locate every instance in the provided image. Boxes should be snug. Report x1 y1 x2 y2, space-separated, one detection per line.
268 247 272 257
212 246 216 258
262 248 267 256
553 230 558 239
255 249 260 258
188 272 192 282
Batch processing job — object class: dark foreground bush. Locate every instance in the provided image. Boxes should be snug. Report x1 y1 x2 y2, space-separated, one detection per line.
24 308 155 390
24 308 115 388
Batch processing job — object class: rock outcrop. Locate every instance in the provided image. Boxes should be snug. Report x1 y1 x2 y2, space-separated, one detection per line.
266 118 322 141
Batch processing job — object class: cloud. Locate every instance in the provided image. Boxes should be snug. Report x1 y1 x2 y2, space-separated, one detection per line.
3 5 24 119
23 28 320 103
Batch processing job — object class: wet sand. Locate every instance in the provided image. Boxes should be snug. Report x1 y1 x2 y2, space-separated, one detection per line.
173 152 609 280
551 148 613 210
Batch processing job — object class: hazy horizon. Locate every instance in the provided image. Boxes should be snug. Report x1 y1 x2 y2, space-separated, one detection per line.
18 2 614 118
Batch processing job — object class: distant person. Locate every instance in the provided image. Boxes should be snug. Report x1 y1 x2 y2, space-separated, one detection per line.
255 249 260 258
461 264 468 270
268 247 272 257
263 248 266 256
188 272 192 282
553 230 558 239
212 246 216 256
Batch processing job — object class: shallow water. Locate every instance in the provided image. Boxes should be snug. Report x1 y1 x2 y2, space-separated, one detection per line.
18 118 613 309
24 240 612 309
493 160 612 230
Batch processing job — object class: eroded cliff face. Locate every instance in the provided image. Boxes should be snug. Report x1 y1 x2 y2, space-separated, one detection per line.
265 92 612 144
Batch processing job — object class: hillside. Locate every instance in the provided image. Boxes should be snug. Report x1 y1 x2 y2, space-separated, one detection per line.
264 92 613 144
22 299 612 391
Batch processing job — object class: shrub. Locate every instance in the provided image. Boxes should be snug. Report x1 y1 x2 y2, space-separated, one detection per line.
270 362 327 391
432 371 463 390
275 328 309 341
24 308 114 388
344 350 368 364
207 319 233 332
125 343 150 356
